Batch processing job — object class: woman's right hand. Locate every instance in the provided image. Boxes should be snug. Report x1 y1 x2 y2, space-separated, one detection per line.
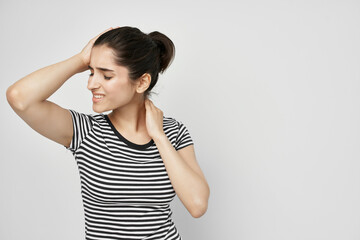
77 27 116 72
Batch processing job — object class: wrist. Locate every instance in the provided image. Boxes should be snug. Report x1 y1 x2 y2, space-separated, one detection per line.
71 54 88 74
152 132 167 143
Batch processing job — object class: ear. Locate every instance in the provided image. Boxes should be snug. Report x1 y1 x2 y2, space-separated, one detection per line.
136 73 151 94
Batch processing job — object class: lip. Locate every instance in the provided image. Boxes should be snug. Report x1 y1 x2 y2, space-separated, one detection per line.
92 94 105 103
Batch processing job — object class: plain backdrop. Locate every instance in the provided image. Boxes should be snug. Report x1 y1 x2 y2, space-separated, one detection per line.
1 0 360 239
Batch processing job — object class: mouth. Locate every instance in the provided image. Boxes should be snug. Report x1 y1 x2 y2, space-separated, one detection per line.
92 94 105 103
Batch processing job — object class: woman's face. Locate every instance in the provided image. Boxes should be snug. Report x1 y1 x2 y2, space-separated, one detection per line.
87 45 138 113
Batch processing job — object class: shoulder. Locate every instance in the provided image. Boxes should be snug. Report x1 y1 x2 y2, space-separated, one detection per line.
163 115 178 126
163 115 194 150
163 115 192 134
163 115 184 129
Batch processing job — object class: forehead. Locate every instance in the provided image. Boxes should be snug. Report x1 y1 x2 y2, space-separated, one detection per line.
89 45 130 75
90 45 116 66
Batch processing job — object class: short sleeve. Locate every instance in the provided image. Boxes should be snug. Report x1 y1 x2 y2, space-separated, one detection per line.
64 109 94 154
175 121 194 151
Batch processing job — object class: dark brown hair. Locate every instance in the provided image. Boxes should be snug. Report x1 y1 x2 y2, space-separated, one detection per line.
93 26 175 98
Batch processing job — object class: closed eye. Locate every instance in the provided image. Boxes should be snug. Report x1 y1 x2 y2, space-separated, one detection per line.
89 73 112 80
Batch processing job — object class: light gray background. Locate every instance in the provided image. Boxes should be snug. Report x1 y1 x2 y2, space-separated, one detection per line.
1 0 359 239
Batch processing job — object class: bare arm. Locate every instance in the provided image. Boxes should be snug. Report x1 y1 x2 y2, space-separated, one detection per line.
144 99 210 218
7 54 86 111
154 136 210 218
6 55 86 147
6 28 113 147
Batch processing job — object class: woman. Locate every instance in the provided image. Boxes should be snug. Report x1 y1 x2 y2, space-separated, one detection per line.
6 26 209 239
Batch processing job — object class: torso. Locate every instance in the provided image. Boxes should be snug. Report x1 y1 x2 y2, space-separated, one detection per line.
64 109 193 239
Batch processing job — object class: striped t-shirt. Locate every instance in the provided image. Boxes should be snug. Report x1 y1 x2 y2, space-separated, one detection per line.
63 109 194 240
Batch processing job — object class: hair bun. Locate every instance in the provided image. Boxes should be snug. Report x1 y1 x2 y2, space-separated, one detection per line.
148 31 175 73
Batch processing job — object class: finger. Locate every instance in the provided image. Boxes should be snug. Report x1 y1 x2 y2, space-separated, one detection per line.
100 27 113 35
91 27 113 42
147 100 155 109
144 99 151 109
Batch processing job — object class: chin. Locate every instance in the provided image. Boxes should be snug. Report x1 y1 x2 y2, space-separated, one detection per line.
92 105 108 113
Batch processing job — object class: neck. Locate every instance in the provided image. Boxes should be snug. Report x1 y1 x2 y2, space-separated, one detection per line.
108 94 147 133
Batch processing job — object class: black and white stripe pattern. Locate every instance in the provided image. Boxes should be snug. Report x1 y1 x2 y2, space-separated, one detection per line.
64 109 194 240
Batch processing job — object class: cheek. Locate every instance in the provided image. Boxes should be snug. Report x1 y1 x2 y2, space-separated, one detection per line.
107 80 135 100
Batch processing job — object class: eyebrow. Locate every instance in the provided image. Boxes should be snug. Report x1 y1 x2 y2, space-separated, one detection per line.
88 65 115 72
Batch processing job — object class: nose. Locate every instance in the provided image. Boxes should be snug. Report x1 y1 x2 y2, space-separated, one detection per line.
87 73 101 91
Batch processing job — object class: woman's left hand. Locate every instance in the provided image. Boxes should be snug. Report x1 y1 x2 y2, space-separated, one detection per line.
145 99 165 140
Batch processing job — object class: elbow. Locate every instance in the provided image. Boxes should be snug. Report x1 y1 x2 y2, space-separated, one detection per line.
189 183 210 218
6 86 27 111
189 197 209 218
